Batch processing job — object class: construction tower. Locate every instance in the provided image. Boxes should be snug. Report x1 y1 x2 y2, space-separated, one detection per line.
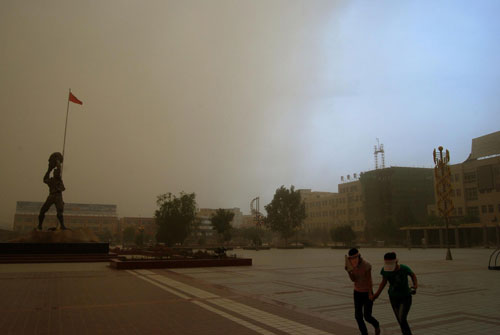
374 138 385 169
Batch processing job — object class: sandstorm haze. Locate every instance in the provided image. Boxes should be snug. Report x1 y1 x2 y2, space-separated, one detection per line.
1 0 500 228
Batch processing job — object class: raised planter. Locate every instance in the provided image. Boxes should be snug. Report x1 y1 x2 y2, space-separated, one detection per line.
110 257 252 270
242 246 271 250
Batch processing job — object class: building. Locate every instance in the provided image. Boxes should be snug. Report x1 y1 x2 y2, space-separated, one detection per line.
241 214 257 228
410 131 500 247
360 167 436 231
119 216 156 243
338 180 365 233
197 208 243 228
299 167 436 241
298 184 363 234
447 131 500 225
299 189 337 232
13 201 119 236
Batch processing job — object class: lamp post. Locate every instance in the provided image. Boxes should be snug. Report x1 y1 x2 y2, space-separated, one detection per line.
138 225 145 247
433 146 454 260
121 228 125 249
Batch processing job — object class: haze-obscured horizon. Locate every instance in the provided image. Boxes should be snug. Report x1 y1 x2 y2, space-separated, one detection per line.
1 0 500 229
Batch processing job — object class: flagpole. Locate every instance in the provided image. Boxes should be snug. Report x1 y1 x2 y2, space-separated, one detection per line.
61 88 71 175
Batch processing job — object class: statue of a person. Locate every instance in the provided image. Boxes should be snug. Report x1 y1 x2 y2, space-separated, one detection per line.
38 152 67 230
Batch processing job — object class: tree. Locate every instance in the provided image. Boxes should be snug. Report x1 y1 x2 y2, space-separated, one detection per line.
241 226 263 246
123 226 136 245
264 185 306 246
330 225 356 246
155 192 197 246
135 231 144 247
211 208 234 244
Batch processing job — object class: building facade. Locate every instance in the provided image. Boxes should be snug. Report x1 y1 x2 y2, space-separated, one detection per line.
299 183 365 234
13 201 119 235
197 208 243 228
119 216 155 243
411 131 500 247
444 131 500 225
360 167 436 230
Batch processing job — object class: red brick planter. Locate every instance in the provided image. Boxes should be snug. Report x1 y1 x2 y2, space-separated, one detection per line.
110 257 252 270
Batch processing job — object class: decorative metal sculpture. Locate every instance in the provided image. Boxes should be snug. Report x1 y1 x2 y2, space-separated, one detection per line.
433 146 453 260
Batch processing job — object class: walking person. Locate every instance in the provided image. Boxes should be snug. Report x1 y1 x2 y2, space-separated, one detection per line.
372 252 418 335
345 248 380 335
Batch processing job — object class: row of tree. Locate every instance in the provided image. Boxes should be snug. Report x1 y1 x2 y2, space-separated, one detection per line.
152 185 359 247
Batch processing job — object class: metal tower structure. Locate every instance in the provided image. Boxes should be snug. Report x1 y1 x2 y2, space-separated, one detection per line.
374 138 385 169
250 197 263 226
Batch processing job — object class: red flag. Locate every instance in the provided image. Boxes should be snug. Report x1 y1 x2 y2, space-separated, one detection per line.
69 92 83 105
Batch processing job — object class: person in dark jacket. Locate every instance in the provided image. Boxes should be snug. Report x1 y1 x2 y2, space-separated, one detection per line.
372 252 418 335
345 248 380 335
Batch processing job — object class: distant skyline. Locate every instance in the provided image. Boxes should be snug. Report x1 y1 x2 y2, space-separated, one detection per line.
1 0 500 228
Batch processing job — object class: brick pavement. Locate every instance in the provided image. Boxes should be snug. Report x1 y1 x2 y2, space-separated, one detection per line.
170 247 500 335
0 262 356 334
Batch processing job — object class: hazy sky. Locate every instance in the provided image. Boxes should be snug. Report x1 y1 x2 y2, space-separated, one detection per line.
1 0 500 228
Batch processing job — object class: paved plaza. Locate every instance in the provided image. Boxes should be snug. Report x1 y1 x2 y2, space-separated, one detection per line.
172 248 500 335
0 248 499 334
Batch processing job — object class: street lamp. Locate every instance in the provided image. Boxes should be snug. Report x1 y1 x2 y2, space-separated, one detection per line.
433 146 453 260
121 228 125 249
138 225 145 247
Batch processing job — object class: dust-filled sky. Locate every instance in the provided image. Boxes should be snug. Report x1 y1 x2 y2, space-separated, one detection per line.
1 0 500 228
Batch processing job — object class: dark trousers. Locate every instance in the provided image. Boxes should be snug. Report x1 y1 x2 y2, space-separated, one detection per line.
390 295 412 335
354 290 379 335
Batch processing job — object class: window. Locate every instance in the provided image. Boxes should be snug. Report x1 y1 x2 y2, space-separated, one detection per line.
482 205 487 214
458 207 463 215
489 205 494 213
464 172 476 183
465 188 478 201
455 189 461 197
466 206 479 217
455 174 460 182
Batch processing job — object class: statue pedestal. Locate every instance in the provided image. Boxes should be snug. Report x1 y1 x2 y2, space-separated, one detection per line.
0 242 109 254
0 228 111 262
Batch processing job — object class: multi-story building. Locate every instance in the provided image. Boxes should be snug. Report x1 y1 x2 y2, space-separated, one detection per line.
197 208 243 228
300 167 435 240
119 216 155 243
338 180 365 232
241 214 257 228
411 131 500 247
446 131 500 225
299 189 338 232
360 167 436 231
13 201 119 235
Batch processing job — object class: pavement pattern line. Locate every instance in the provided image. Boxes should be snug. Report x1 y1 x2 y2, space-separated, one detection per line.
127 270 277 335
130 270 337 335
